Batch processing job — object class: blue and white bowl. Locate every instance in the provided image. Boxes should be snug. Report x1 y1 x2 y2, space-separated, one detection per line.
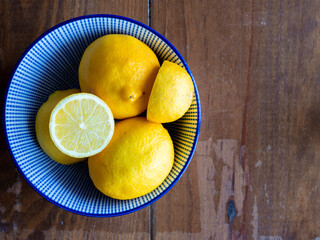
3 15 201 216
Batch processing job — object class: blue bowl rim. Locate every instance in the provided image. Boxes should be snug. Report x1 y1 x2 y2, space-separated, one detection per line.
2 14 201 217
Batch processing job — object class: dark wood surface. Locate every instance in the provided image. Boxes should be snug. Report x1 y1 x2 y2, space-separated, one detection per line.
1 0 320 239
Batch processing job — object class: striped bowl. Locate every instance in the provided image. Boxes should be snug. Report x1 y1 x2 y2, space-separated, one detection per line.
3 15 201 217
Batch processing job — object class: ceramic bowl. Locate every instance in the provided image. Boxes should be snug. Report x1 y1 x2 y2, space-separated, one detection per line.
3 15 201 216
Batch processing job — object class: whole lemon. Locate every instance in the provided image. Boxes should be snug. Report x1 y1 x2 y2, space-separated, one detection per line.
88 117 174 200
147 60 194 123
79 34 160 119
35 89 86 164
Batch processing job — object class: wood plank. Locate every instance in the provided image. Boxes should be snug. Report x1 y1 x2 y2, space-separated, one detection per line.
246 1 320 239
151 0 251 239
151 0 320 239
0 1 149 239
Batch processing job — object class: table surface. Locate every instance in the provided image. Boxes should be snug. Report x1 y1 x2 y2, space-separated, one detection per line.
1 1 320 239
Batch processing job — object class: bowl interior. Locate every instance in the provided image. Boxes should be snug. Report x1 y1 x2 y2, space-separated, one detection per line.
4 15 200 216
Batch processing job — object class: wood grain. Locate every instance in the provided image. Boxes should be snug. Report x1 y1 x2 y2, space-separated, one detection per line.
247 1 320 239
0 1 149 239
1 0 320 239
151 0 320 239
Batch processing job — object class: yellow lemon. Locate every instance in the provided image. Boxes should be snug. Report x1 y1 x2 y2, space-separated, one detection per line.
79 34 160 119
147 60 194 123
35 89 86 164
88 117 174 200
49 93 114 158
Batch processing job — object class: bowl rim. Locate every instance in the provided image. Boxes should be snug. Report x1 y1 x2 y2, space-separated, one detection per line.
2 14 201 217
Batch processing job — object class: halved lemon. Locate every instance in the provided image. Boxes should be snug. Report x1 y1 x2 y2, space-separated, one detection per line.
147 61 194 123
49 93 114 158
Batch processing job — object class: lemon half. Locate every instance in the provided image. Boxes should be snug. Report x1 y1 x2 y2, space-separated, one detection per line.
49 93 114 158
147 60 194 123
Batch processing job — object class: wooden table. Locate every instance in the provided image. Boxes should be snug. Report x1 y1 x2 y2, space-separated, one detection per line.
1 1 320 239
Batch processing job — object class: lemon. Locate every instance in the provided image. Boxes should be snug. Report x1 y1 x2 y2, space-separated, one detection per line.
35 89 86 164
147 60 194 123
79 34 160 119
49 93 114 158
88 117 174 200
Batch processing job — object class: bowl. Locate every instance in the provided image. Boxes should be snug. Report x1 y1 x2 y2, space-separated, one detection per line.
3 15 201 217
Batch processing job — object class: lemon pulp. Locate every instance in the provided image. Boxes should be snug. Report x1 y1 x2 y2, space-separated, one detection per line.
49 93 114 158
